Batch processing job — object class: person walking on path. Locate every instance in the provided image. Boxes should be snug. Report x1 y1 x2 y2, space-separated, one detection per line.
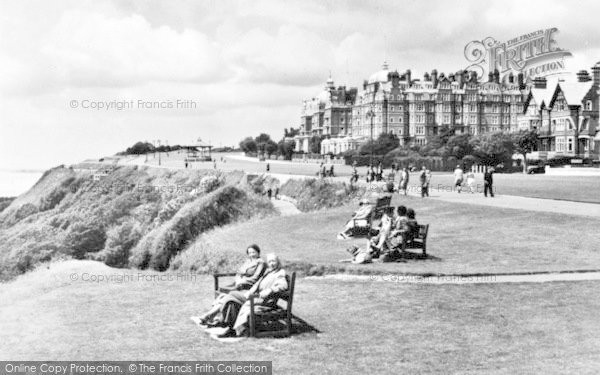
377 162 383 181
400 167 409 195
266 162 270 173
484 167 495 197
419 166 427 198
424 169 431 197
351 166 359 184
466 170 476 193
453 164 464 193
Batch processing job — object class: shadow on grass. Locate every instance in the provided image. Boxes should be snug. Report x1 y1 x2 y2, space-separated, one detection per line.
380 251 442 262
252 315 321 337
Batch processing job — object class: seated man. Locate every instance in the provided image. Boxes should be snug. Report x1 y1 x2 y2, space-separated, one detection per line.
337 198 373 239
217 253 288 338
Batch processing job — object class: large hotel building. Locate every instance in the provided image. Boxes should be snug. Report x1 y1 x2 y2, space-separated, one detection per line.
295 61 600 160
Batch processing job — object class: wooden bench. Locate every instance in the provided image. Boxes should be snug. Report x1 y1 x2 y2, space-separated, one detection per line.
248 272 296 338
401 224 429 256
352 195 391 236
213 272 237 297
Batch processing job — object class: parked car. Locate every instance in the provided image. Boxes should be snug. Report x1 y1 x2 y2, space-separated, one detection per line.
527 165 546 174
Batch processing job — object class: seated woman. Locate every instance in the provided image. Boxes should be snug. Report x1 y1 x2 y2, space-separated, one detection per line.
337 198 373 239
368 206 395 256
404 208 419 243
389 207 419 246
218 253 288 338
194 244 266 325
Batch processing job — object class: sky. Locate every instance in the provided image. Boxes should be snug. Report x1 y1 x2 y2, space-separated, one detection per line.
2 0 600 170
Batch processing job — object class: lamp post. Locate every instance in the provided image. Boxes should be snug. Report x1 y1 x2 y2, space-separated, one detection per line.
366 103 375 168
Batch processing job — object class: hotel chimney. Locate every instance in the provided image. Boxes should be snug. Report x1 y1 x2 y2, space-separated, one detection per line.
577 70 591 82
533 77 547 89
591 63 600 86
431 69 438 87
517 73 524 89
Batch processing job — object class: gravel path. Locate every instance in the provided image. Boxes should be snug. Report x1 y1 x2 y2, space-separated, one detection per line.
309 270 600 284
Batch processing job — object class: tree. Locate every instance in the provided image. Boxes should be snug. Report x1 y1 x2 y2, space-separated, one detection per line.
278 139 296 160
470 132 515 167
265 140 278 157
239 137 257 153
125 141 155 155
254 133 272 144
444 134 473 159
308 135 323 154
358 132 399 156
513 130 538 173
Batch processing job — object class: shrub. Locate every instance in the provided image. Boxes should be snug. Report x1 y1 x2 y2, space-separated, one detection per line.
280 178 365 212
94 220 143 267
130 184 274 271
63 221 107 259
199 175 220 193
39 187 68 211
170 241 245 274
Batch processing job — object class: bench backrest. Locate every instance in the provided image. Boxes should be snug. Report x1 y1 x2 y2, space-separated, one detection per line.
275 272 296 314
374 196 391 212
417 224 429 238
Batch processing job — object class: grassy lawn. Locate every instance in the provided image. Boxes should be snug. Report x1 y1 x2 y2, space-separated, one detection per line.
193 195 600 275
1 261 599 374
394 172 600 204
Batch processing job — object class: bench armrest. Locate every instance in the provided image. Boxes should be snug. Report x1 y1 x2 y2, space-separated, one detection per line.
213 272 237 278
213 272 237 292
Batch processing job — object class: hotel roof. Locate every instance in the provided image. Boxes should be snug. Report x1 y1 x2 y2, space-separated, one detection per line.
558 81 594 106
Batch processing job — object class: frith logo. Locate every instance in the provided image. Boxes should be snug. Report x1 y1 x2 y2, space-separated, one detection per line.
464 28 572 81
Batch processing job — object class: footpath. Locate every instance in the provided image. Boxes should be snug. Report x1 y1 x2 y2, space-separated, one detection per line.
116 152 600 218
309 270 600 284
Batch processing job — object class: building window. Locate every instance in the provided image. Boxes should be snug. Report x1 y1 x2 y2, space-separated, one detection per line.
568 137 573 152
556 137 565 152
586 100 592 110
417 103 424 111
390 117 394 123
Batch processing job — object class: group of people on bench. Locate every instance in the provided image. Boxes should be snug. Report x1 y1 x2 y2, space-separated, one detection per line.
369 205 418 255
345 205 419 264
193 245 288 338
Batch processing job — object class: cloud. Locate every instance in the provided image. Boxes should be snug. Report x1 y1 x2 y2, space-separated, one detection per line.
42 10 229 87
227 25 335 86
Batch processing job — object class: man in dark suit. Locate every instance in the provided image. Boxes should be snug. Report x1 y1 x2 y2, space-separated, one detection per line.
483 167 494 197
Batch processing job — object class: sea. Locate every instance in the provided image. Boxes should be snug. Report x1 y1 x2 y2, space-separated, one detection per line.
0 170 44 198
